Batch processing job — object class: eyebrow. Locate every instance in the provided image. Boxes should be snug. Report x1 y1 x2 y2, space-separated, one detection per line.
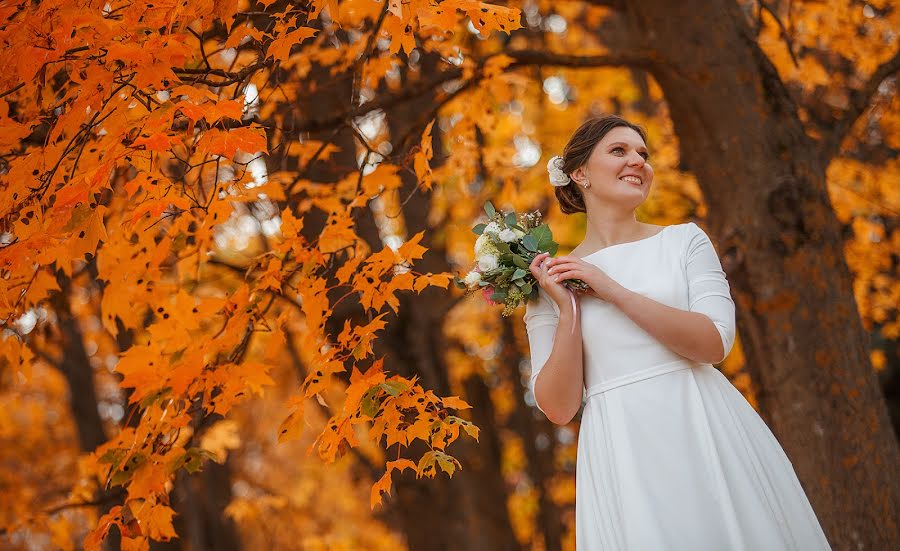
608 141 649 151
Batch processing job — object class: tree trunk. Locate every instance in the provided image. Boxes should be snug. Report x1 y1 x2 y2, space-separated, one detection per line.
155 462 242 551
51 270 108 453
621 1 900 546
374 290 522 551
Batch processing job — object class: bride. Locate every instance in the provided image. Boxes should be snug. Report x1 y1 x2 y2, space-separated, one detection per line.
524 115 832 549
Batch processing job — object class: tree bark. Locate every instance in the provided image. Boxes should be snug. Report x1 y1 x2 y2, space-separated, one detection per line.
50 271 108 453
374 290 522 551
617 1 900 546
157 462 242 551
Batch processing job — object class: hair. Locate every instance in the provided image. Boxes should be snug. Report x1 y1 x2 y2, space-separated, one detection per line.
554 115 649 214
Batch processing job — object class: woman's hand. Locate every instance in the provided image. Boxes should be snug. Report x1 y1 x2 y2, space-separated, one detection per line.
529 252 579 312
544 255 622 303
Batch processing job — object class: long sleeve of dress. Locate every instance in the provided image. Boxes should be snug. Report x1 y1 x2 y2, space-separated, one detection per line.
523 288 560 415
684 222 736 363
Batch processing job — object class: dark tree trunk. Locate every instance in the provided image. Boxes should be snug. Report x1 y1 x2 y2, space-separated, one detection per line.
358 51 522 551
374 290 521 551
51 270 108 453
152 462 242 551
617 1 900 546
371 174 522 549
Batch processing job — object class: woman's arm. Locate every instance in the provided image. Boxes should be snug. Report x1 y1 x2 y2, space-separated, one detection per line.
608 290 727 364
532 305 584 425
608 223 736 365
528 299 585 425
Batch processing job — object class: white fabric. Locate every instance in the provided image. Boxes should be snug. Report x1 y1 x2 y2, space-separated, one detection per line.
523 222 831 550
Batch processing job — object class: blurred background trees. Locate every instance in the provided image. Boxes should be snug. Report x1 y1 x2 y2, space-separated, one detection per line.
1 0 897 549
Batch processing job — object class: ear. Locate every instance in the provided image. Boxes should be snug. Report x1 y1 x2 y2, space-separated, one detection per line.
569 165 588 186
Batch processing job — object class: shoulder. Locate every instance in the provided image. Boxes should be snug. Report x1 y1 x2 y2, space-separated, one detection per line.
673 221 702 234
671 222 715 260
674 221 711 243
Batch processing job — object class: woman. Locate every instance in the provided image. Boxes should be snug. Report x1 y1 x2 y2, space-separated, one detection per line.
524 115 831 550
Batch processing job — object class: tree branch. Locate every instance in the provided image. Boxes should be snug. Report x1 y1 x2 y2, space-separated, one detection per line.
754 0 799 68
581 0 626 8
294 49 653 135
504 48 654 69
821 45 900 161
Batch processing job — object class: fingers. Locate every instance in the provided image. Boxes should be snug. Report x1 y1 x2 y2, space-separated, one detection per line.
546 261 578 275
529 252 550 270
528 252 566 289
529 252 552 277
548 268 581 283
547 255 576 265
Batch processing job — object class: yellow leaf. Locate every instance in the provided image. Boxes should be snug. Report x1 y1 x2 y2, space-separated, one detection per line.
442 396 472 410
139 503 176 541
267 26 318 60
278 404 306 443
371 469 393 509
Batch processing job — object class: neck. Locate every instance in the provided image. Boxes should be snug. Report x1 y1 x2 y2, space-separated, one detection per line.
582 209 645 249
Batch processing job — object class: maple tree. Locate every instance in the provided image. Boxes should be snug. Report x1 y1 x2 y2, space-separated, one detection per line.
1 0 899 550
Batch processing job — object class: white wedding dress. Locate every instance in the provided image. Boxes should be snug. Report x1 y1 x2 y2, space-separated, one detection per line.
524 222 831 550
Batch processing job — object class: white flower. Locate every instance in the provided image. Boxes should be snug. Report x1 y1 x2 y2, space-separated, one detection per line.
547 155 570 187
513 227 525 238
475 233 496 256
477 253 499 272
463 270 482 286
484 221 502 236
498 228 518 242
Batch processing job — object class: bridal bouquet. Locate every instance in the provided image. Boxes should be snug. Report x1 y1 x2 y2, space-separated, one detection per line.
454 202 589 316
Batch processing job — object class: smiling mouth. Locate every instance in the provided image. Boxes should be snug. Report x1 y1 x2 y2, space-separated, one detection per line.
620 176 642 186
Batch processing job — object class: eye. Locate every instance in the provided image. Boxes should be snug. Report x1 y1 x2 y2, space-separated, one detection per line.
612 146 651 161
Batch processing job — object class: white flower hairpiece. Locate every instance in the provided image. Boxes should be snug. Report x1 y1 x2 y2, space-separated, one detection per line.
547 155 570 187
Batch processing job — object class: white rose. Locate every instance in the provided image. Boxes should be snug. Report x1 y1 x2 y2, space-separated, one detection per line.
463 271 482 286
484 221 502 236
477 254 499 272
475 233 493 256
547 155 571 187
498 228 518 243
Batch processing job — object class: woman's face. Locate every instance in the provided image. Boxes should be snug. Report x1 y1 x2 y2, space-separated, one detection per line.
571 126 654 207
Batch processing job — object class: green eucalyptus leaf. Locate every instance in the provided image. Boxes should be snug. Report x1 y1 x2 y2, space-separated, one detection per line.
511 268 528 281
472 223 487 235
522 234 537 252
484 201 496 218
504 212 517 226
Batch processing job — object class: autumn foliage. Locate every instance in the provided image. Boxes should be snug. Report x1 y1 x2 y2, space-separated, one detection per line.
0 0 527 547
1 0 898 549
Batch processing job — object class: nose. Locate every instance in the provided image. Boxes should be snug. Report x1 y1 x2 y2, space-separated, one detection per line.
627 151 645 166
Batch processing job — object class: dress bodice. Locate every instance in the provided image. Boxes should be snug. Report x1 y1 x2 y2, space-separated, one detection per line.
524 222 737 410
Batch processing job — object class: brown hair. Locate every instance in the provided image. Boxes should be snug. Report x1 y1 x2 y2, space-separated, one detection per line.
554 115 649 214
